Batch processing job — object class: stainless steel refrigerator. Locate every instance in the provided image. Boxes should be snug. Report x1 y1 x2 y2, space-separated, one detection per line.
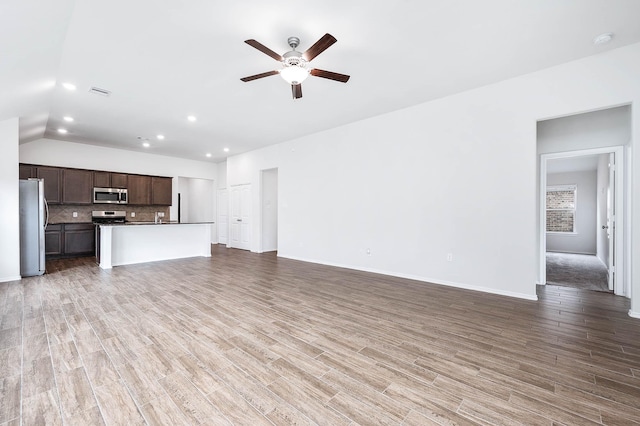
19 179 48 276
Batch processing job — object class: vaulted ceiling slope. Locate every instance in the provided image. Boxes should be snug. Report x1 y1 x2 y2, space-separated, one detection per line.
3 0 640 162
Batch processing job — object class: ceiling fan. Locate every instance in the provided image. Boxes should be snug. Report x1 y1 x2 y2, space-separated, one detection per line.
240 33 350 99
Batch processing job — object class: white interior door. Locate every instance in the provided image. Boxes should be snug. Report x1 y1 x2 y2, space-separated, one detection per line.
217 189 228 245
607 153 616 291
230 184 251 250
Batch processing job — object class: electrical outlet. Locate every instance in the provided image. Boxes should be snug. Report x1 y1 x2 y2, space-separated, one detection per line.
158 212 165 218
131 212 136 217
447 253 453 262
72 212 78 218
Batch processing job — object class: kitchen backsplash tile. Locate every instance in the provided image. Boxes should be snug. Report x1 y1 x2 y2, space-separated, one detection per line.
48 205 170 224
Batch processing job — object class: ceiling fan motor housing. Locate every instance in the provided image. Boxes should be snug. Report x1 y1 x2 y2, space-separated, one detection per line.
287 36 300 49
283 53 306 67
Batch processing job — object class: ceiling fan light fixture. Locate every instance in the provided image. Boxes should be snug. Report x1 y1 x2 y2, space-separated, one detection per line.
280 65 309 85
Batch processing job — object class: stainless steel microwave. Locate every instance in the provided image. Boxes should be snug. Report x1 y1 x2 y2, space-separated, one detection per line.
93 187 128 204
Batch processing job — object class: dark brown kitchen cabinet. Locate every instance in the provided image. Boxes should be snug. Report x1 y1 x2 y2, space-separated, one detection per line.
20 163 172 206
45 224 63 256
46 223 95 258
111 173 128 188
36 167 62 204
63 169 93 204
93 171 111 188
151 177 172 205
94 171 128 188
127 174 151 205
19 164 36 179
63 223 95 256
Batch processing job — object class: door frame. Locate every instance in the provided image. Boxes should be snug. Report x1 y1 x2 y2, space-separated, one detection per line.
539 146 625 295
259 168 278 254
217 188 228 246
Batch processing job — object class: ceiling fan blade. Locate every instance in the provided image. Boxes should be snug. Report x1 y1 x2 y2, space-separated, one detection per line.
292 84 302 99
244 39 284 61
303 33 337 61
310 68 350 83
240 70 279 82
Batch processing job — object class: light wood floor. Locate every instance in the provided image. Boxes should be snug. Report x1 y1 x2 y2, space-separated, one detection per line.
2 246 640 425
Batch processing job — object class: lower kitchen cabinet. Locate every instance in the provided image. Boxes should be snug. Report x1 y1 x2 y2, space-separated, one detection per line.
45 224 63 256
46 223 95 258
64 223 95 255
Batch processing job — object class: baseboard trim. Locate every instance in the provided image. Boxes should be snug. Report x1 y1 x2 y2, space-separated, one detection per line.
0 275 22 283
546 250 597 255
278 254 538 301
629 310 640 319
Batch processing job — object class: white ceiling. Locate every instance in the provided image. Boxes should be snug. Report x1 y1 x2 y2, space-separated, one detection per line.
3 1 640 163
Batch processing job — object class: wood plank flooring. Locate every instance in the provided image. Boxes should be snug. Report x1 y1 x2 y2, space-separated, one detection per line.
2 245 640 425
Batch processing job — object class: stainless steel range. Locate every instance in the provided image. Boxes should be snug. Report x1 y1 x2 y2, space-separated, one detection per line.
92 210 126 224
92 211 126 262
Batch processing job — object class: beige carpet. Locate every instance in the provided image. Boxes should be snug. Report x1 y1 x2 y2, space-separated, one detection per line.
546 252 611 292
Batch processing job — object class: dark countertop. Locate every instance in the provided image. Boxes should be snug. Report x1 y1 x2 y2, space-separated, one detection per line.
47 222 94 225
98 221 215 226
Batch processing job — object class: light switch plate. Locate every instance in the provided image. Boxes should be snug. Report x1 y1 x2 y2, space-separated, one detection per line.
131 212 136 217
72 212 78 218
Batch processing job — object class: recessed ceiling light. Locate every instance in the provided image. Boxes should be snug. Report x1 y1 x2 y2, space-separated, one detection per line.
187 115 197 122
593 32 614 45
206 153 212 158
63 116 74 122
57 128 68 134
142 142 150 148
157 134 165 140
62 82 76 91
223 147 229 152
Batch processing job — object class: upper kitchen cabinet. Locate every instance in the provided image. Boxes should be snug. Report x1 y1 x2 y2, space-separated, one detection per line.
93 171 110 188
36 166 62 204
94 171 128 188
19 164 36 179
151 177 172 205
111 173 128 188
63 169 93 204
128 175 151 205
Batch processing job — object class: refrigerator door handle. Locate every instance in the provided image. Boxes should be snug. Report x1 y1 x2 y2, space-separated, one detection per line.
44 198 49 229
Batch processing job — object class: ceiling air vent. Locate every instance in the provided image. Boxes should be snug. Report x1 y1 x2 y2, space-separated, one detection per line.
88 86 111 97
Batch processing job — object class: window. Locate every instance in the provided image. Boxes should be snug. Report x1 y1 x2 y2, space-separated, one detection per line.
546 185 576 233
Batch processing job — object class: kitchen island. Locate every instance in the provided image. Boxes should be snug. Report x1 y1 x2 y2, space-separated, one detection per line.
97 222 213 269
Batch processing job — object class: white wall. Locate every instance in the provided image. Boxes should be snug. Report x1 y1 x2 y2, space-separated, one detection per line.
261 169 278 252
227 42 640 307
19 138 217 220
546 171 597 254
0 118 21 282
217 161 227 189
596 154 610 265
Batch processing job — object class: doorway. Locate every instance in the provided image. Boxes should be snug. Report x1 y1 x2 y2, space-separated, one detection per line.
261 168 278 253
177 177 215 243
540 147 624 295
